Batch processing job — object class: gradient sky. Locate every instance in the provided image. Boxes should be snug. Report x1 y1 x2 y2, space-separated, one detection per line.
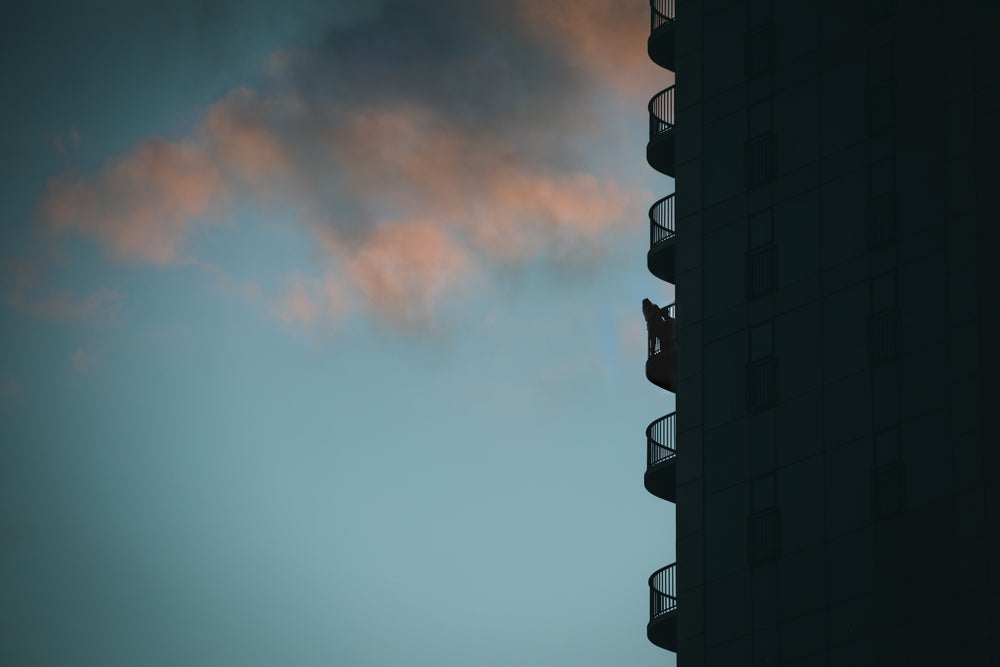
0 2 678 664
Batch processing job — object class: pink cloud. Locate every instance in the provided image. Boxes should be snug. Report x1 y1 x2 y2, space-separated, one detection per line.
31 1 649 333
202 88 295 184
3 258 125 326
513 0 667 96
42 139 227 265
272 273 323 326
344 220 473 326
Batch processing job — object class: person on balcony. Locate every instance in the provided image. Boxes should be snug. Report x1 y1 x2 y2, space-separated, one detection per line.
643 298 675 355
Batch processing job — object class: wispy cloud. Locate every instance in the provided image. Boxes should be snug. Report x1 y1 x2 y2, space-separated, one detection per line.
35 0 650 331
42 139 228 265
3 258 124 327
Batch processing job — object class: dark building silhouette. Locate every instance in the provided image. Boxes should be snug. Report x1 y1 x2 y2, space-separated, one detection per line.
641 0 1000 664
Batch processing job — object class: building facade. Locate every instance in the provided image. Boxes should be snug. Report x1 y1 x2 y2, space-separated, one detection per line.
642 0 1000 664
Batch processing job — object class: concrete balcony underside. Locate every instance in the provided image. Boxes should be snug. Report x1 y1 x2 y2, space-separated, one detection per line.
646 130 676 179
644 458 676 503
647 609 677 652
647 21 675 71
645 349 676 392
647 239 676 284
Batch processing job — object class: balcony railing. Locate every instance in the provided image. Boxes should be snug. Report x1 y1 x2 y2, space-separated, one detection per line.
650 0 676 32
649 563 677 621
649 194 676 247
647 303 676 359
648 86 675 141
646 412 677 469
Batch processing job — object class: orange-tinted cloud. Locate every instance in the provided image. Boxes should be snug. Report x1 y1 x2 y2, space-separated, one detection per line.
272 273 324 326
344 220 473 326
42 139 227 265
3 258 125 326
513 0 668 96
202 88 295 184
32 0 650 332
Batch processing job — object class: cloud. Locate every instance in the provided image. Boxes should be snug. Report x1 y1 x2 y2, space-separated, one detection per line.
343 220 473 326
44 126 82 155
71 347 104 374
3 258 125 326
512 0 667 96
272 273 325 326
34 0 649 331
42 139 227 265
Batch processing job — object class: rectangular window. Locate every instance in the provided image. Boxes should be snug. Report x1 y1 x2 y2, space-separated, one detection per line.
747 356 779 412
866 81 897 135
869 272 899 364
866 0 896 23
748 507 781 564
868 310 899 365
866 193 898 247
746 243 777 298
747 0 772 25
745 23 775 78
873 461 905 518
746 134 776 188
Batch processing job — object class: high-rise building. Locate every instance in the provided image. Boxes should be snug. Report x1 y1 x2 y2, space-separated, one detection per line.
641 1 1000 664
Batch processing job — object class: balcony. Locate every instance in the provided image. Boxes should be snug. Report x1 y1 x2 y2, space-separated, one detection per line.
645 302 677 392
647 86 676 178
647 0 676 71
647 563 678 652
644 412 676 502
647 194 676 284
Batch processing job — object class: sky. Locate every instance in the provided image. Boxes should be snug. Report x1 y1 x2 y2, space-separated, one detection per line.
0 1 677 664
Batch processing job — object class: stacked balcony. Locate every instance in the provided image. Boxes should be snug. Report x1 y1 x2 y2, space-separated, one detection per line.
643 0 678 657
647 0 676 70
647 86 676 178
647 193 676 284
644 412 676 502
645 302 677 392
647 563 678 651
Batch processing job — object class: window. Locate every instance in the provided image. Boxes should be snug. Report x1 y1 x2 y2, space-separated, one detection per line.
865 45 896 135
866 0 896 23
747 356 779 412
867 158 898 247
873 427 905 518
745 23 775 78
869 272 899 364
746 134 776 188
746 244 777 298
866 81 897 135
749 474 781 564
866 193 898 247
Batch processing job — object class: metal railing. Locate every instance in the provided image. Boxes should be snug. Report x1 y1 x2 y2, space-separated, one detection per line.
649 563 678 620
649 194 676 247
647 303 676 359
650 0 676 32
646 412 677 469
648 86 676 141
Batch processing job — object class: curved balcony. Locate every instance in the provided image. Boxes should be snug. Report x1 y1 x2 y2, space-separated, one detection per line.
645 302 677 392
647 194 676 284
644 412 676 502
647 86 676 178
647 563 678 652
648 0 676 71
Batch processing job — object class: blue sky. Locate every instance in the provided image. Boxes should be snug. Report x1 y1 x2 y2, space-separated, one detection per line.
1 2 677 664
